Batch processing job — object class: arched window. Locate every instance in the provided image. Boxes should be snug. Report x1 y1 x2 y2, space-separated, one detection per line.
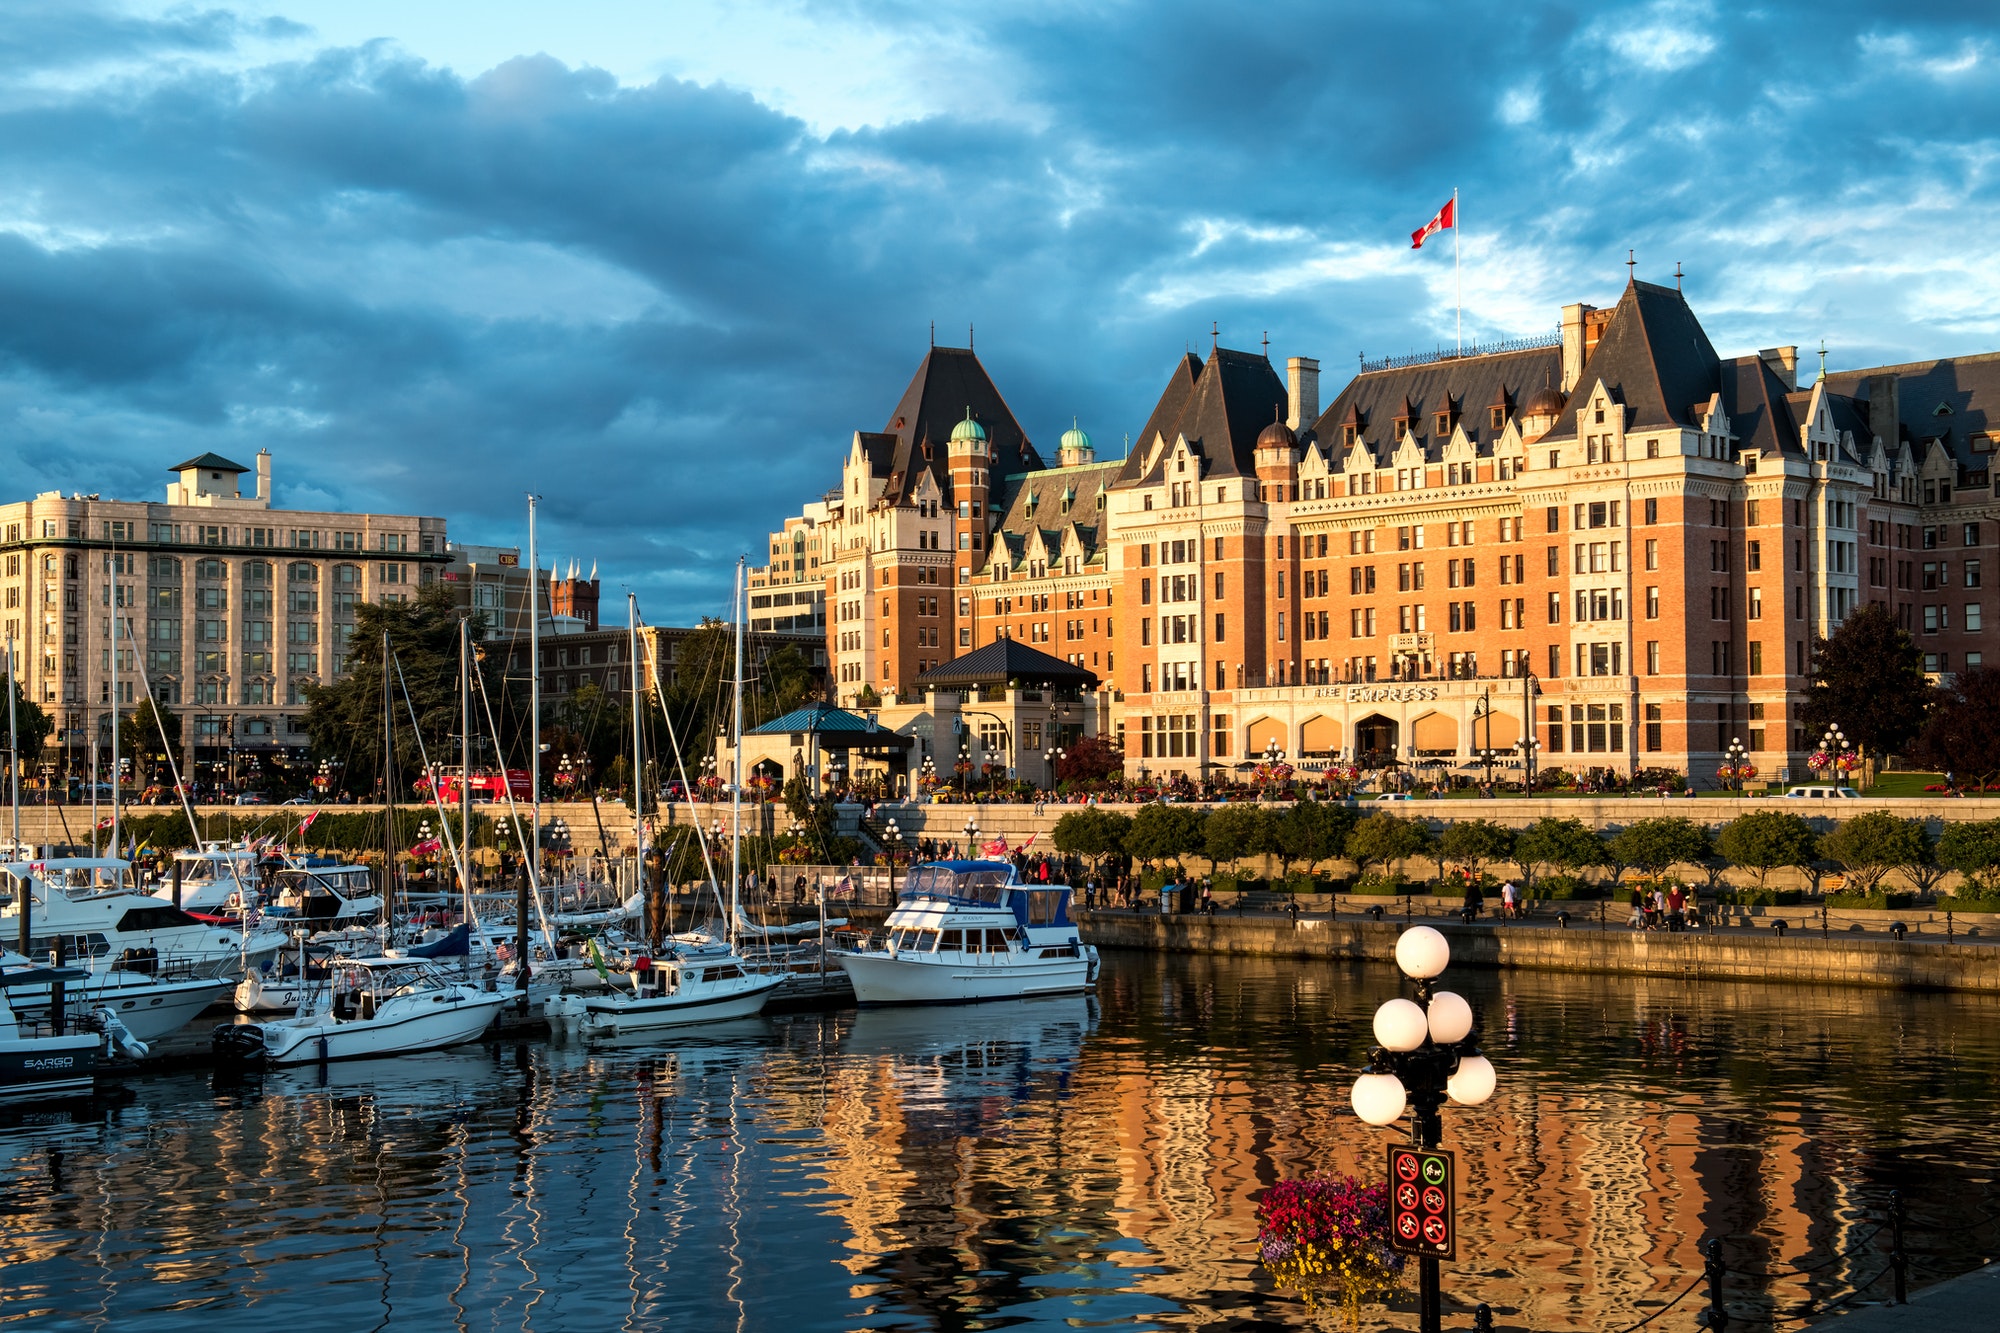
289 561 318 585
243 560 271 584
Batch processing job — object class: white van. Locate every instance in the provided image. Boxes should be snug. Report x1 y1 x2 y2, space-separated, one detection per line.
1783 786 1860 799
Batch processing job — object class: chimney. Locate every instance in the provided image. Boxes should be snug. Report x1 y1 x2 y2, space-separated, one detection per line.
256 450 272 502
1864 372 1902 448
1560 303 1594 393
1758 347 1799 393
1286 356 1320 430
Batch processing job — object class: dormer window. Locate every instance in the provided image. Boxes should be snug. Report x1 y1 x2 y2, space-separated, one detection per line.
1594 406 1605 424
1435 412 1451 436
1342 425 1357 447
1489 407 1505 431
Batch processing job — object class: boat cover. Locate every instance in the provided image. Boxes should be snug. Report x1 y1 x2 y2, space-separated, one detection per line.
407 923 471 958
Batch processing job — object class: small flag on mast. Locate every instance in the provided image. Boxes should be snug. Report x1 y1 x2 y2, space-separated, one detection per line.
1410 197 1455 249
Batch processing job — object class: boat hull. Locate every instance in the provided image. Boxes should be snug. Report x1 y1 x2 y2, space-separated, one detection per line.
218 991 507 1066
549 976 782 1038
14 976 234 1042
836 951 1095 1005
0 1033 101 1101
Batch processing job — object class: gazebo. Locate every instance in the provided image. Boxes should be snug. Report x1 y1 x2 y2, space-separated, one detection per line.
911 640 1100 692
728 702 915 798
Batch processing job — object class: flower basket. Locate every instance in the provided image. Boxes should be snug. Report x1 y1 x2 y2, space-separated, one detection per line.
1257 1175 1406 1328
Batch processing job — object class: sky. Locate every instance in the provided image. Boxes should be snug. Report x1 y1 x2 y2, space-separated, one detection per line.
5 1 1999 622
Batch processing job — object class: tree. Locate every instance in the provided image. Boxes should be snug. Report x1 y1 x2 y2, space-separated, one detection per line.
302 585 503 796
1513 817 1605 891
1053 807 1131 873
121 696 180 784
1799 603 1932 762
1608 817 1711 877
1934 820 2000 899
1438 819 1515 876
1911 669 2000 789
2 670 53 766
1283 800 1359 876
1345 814 1434 883
1055 734 1123 784
1124 803 1206 872
1202 803 1272 871
1816 811 1927 895
1715 810 1819 891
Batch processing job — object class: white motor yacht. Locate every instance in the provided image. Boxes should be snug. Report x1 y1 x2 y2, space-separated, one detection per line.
835 860 1100 1006
211 957 507 1065
0 962 105 1100
262 863 382 931
3 858 291 981
0 948 232 1042
546 939 782 1039
154 843 266 915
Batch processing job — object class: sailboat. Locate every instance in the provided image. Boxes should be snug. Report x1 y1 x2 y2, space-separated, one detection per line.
546 580 781 1038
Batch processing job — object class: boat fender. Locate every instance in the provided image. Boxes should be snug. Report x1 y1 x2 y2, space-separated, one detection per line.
94 1008 150 1060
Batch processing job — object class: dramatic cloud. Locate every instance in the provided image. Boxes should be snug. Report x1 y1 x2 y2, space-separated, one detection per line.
2 1 1997 620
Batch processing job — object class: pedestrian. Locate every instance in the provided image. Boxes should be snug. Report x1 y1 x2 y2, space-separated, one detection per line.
1461 874 1484 921
1499 879 1518 920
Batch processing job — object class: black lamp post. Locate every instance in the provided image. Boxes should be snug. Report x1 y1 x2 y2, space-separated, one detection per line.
1513 736 1540 793
963 816 978 860
1349 926 1499 1333
886 818 901 896
1725 737 1749 793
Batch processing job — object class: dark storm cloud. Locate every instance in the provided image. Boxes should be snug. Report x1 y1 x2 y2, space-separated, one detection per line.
0 3 1995 618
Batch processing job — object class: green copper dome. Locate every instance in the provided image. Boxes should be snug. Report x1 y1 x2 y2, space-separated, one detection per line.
1060 419 1091 454
950 410 988 444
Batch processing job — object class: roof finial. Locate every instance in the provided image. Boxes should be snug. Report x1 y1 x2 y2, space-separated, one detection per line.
1674 261 1683 292
1626 249 1636 282
968 321 974 350
1211 320 1219 352
1262 329 1270 358
929 319 935 347
1818 340 1828 383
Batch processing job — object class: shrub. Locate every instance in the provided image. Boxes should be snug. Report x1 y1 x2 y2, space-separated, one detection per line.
1535 875 1605 900
1716 888 1805 907
1351 872 1407 896
1827 890 1918 910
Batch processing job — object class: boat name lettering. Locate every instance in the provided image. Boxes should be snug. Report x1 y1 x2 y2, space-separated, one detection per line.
22 1056 77 1071
1343 686 1440 703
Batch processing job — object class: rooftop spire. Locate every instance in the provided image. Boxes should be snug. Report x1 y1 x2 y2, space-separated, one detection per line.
1626 249 1637 282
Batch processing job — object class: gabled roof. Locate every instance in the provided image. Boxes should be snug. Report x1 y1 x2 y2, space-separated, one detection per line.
1310 344 1560 470
1825 351 2000 471
1551 280 1721 436
988 458 1120 570
169 452 250 473
1121 345 1286 484
747 703 911 749
913 639 1100 689
1117 352 1203 483
1718 355 1802 457
878 346 1039 503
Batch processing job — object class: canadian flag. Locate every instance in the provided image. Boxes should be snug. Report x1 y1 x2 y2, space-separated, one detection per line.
1410 196 1455 249
298 809 319 833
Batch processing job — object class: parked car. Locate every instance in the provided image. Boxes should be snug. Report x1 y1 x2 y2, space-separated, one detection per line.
1783 785 1859 799
234 792 270 806
282 796 314 805
1375 792 1418 802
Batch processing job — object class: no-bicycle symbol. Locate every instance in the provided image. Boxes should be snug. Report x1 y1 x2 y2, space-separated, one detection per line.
1387 1145 1456 1261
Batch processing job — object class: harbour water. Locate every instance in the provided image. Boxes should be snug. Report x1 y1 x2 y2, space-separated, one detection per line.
3 952 1998 1331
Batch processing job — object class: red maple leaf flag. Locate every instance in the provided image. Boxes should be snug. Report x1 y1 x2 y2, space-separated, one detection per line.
1410 196 1455 249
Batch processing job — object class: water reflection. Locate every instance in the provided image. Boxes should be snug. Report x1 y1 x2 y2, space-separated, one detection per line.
1 955 1996 1331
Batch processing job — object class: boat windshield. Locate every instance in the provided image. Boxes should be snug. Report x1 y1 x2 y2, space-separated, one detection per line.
36 864 135 898
899 866 1011 905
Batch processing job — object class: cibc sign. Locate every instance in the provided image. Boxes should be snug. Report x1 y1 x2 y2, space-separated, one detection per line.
1387 1145 1456 1260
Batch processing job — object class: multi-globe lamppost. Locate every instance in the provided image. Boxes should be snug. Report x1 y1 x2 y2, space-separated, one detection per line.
1349 926 1498 1333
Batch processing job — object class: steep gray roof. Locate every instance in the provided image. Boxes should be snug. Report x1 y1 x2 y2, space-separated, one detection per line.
1551 280 1722 436
1311 344 1562 469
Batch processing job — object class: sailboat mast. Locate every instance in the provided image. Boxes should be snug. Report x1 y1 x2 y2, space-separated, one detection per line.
527 494 541 892
460 617 473 924
730 557 745 946
382 628 394 935
629 594 645 899
109 547 120 859
7 638 19 856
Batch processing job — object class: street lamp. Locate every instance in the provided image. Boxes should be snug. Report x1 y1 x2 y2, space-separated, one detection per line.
1348 926 1498 1333
1043 746 1064 788
1812 724 1853 787
963 816 979 860
885 818 902 896
957 743 972 796
1513 736 1540 793
1724 737 1750 793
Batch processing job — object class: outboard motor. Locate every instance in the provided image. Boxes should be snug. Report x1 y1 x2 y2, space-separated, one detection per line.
211 1022 269 1063
93 1007 149 1060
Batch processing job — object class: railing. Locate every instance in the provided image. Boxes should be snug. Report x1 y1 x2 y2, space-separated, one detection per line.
1358 330 1561 374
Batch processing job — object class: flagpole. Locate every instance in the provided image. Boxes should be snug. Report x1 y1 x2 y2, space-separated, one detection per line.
1454 186 1462 355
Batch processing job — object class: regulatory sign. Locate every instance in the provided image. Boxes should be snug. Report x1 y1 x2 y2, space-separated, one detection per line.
1387 1145 1456 1260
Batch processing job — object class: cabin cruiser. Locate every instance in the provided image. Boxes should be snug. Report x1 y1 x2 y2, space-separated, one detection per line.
0 962 105 1100
0 947 233 1042
3 858 291 981
262 863 382 930
835 860 1100 1005
154 843 267 915
546 936 783 1039
211 957 508 1065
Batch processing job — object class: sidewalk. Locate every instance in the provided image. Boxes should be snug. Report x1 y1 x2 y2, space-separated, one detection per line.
1806 1259 2000 1330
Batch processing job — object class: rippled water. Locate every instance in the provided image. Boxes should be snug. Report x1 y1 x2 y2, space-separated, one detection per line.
3 953 1998 1331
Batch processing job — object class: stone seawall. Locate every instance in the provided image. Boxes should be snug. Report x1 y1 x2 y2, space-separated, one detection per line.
1076 912 2000 993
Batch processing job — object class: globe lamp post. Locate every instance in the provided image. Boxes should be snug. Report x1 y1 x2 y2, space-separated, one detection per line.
1348 925 1498 1333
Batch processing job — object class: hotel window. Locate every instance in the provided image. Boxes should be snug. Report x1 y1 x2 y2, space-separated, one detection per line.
1645 704 1663 751
1646 640 1660 675
1969 605 1984 632
1646 586 1660 618
1749 587 1762 620
1547 592 1561 624
1644 538 1657 570
1968 560 1982 588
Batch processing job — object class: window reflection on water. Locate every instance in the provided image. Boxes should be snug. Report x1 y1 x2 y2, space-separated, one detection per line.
1 955 1995 1331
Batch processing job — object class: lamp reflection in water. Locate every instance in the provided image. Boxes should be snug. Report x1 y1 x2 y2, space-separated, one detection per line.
1348 925 1497 1333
